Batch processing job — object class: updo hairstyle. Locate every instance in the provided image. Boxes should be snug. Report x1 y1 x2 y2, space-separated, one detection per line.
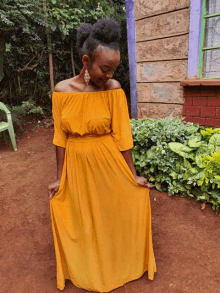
76 18 121 62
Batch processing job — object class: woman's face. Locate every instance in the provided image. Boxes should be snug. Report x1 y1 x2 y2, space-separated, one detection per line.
87 45 120 88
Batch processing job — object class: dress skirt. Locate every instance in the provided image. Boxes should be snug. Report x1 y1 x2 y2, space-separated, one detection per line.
50 89 156 292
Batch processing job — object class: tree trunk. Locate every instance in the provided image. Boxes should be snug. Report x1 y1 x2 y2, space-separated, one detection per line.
108 0 113 7
9 80 12 103
17 74 21 95
33 75 38 102
48 52 54 92
71 39 76 77
43 0 54 93
0 33 5 82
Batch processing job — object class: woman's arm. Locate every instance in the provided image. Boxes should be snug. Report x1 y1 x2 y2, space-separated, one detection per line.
56 146 66 180
121 149 137 178
121 149 152 189
48 146 65 199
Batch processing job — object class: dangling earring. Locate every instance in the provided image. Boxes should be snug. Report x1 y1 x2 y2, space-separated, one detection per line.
84 68 90 86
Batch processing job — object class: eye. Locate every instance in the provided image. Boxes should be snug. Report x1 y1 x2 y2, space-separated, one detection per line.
101 68 108 73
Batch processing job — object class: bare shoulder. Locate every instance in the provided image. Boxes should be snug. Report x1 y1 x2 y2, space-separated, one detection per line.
54 79 72 92
105 79 121 90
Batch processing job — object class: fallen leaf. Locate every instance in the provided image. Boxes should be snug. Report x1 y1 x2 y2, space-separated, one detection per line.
155 183 161 189
201 203 206 210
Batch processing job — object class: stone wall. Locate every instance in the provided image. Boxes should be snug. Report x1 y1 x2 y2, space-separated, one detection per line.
134 0 190 118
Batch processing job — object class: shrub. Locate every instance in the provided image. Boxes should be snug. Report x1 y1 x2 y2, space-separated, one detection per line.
130 118 220 211
11 100 44 117
0 100 44 136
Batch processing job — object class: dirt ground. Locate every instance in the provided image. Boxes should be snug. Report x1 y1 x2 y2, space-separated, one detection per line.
1 124 220 293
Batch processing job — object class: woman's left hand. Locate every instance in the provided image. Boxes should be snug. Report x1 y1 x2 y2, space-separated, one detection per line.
135 176 153 188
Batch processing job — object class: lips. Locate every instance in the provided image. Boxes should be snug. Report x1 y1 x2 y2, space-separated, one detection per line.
101 79 108 83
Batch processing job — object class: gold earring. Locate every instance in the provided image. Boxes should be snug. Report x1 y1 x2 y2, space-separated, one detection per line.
84 69 90 85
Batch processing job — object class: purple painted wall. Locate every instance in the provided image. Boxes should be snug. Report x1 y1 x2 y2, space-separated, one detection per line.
125 0 137 118
188 0 203 78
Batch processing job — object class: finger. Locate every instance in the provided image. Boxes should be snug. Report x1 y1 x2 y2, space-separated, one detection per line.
49 193 53 200
143 178 149 184
49 190 55 200
146 183 153 188
48 186 52 195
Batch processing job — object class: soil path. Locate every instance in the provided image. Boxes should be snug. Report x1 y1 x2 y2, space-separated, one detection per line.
1 125 220 293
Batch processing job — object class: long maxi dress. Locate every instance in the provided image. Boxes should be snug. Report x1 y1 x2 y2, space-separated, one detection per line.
50 88 156 292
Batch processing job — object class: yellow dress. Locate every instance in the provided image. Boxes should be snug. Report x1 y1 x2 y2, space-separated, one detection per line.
50 88 156 292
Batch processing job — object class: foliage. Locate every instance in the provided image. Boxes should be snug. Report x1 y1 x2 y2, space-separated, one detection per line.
130 118 220 211
0 105 23 134
11 101 44 117
0 0 129 112
0 100 44 136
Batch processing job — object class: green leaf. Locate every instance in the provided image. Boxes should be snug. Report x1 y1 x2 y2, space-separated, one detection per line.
187 125 199 134
170 171 178 179
209 134 220 148
169 142 193 157
147 147 156 159
50 24 57 31
183 158 192 169
195 154 205 168
188 135 202 148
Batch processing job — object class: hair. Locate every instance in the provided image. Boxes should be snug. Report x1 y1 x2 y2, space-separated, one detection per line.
76 18 121 61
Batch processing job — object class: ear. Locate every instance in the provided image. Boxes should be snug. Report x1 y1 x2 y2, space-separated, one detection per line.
82 54 90 66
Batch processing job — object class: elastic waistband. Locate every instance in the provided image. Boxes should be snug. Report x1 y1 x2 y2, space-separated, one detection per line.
68 133 111 143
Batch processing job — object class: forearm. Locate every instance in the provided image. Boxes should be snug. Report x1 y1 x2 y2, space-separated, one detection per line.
56 146 66 180
121 149 137 178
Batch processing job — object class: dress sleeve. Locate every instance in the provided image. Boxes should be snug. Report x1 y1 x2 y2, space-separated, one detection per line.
110 89 134 151
52 92 68 148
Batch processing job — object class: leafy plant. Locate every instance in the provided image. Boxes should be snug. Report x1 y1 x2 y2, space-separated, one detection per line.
9 100 44 117
130 118 220 211
0 0 129 110
0 100 44 137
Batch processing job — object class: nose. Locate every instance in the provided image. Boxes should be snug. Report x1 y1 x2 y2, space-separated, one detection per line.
106 72 113 79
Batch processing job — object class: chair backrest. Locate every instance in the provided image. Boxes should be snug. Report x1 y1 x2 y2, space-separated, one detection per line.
0 102 10 114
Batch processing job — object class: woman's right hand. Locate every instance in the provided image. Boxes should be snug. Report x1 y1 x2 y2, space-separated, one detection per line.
48 179 60 200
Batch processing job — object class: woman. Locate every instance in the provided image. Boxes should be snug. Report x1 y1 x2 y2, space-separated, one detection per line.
48 18 156 292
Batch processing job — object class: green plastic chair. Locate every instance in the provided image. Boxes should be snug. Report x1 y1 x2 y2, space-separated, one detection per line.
0 102 17 151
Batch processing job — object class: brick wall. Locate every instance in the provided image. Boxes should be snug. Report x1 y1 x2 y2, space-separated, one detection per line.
183 86 220 127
